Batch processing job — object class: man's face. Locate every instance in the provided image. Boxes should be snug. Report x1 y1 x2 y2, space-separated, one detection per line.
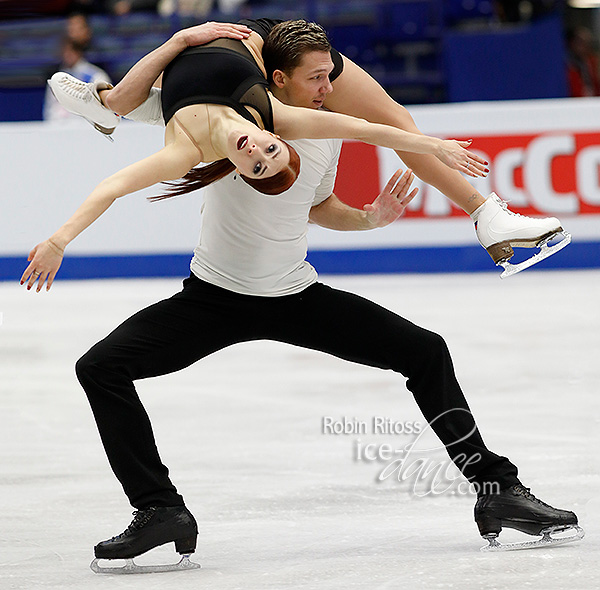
272 50 335 109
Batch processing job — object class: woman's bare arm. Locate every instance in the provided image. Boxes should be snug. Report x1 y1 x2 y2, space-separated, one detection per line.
21 142 201 292
271 97 487 176
107 22 252 115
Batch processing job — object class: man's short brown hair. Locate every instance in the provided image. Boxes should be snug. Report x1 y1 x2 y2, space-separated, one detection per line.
263 20 332 83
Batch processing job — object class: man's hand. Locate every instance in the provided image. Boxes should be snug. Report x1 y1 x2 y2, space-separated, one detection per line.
175 22 252 49
309 168 417 231
363 168 418 228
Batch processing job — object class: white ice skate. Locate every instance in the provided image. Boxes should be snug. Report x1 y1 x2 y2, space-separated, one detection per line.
47 72 120 140
471 193 571 278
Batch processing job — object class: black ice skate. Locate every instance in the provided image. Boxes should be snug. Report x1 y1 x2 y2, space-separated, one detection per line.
90 506 200 574
475 484 584 551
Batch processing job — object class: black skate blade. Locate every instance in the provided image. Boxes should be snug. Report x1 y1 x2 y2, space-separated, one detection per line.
480 525 585 552
90 554 201 574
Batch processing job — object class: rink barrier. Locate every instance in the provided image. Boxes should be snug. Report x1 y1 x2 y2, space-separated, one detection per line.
3 99 600 280
1 241 598 282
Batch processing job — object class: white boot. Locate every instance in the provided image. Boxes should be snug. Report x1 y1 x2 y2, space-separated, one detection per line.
471 193 571 278
123 87 164 126
47 72 120 138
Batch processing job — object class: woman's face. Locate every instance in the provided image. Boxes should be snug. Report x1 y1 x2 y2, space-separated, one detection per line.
227 129 290 178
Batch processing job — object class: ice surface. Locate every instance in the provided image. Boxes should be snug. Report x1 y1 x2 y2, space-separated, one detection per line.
1 271 598 590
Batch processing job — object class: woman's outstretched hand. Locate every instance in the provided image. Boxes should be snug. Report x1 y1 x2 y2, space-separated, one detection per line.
436 139 489 178
177 21 252 48
20 239 64 292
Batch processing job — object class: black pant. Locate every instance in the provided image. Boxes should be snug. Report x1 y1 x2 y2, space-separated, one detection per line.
76 275 519 508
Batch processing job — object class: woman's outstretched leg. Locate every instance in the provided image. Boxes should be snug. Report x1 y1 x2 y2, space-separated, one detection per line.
325 56 567 268
325 56 486 214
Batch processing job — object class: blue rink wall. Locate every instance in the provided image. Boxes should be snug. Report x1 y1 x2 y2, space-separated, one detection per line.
1 242 599 283
1 98 600 282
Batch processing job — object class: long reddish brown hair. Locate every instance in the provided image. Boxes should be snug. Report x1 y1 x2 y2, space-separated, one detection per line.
149 141 300 201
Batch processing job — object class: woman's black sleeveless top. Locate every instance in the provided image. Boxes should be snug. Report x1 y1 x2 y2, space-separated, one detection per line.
161 38 274 131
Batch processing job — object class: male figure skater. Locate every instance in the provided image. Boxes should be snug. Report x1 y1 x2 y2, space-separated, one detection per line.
48 20 581 571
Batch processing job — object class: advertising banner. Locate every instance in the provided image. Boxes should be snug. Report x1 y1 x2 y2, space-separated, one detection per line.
1 98 599 280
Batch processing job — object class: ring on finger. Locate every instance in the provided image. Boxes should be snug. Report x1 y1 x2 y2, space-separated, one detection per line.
33 270 41 276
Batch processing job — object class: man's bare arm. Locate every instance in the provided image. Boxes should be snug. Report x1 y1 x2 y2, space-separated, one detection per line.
309 169 418 230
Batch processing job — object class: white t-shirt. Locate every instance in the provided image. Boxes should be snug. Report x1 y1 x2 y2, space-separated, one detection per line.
191 137 342 296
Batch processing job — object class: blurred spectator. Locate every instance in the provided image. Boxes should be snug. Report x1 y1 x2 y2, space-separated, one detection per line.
566 27 600 98
104 0 159 15
44 37 112 121
158 0 214 17
157 0 245 16
66 12 93 49
495 0 559 24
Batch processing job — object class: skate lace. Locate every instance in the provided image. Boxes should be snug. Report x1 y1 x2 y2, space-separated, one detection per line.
112 507 157 540
513 484 553 508
59 76 90 100
491 194 525 219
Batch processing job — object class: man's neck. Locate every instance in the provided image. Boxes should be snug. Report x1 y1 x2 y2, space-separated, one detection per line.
269 85 286 104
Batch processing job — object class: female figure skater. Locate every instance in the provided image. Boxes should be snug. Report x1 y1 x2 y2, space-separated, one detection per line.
49 19 567 274
27 23 484 292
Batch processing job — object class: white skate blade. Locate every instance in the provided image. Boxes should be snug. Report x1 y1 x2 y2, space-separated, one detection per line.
88 118 115 142
90 554 201 574
480 524 585 552
499 231 571 279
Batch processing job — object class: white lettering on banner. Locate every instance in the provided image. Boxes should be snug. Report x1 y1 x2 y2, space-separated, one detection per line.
423 185 452 217
346 129 600 217
577 146 600 206
376 146 453 216
405 176 426 213
405 179 455 217
494 148 528 207
380 148 491 216
524 135 579 214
